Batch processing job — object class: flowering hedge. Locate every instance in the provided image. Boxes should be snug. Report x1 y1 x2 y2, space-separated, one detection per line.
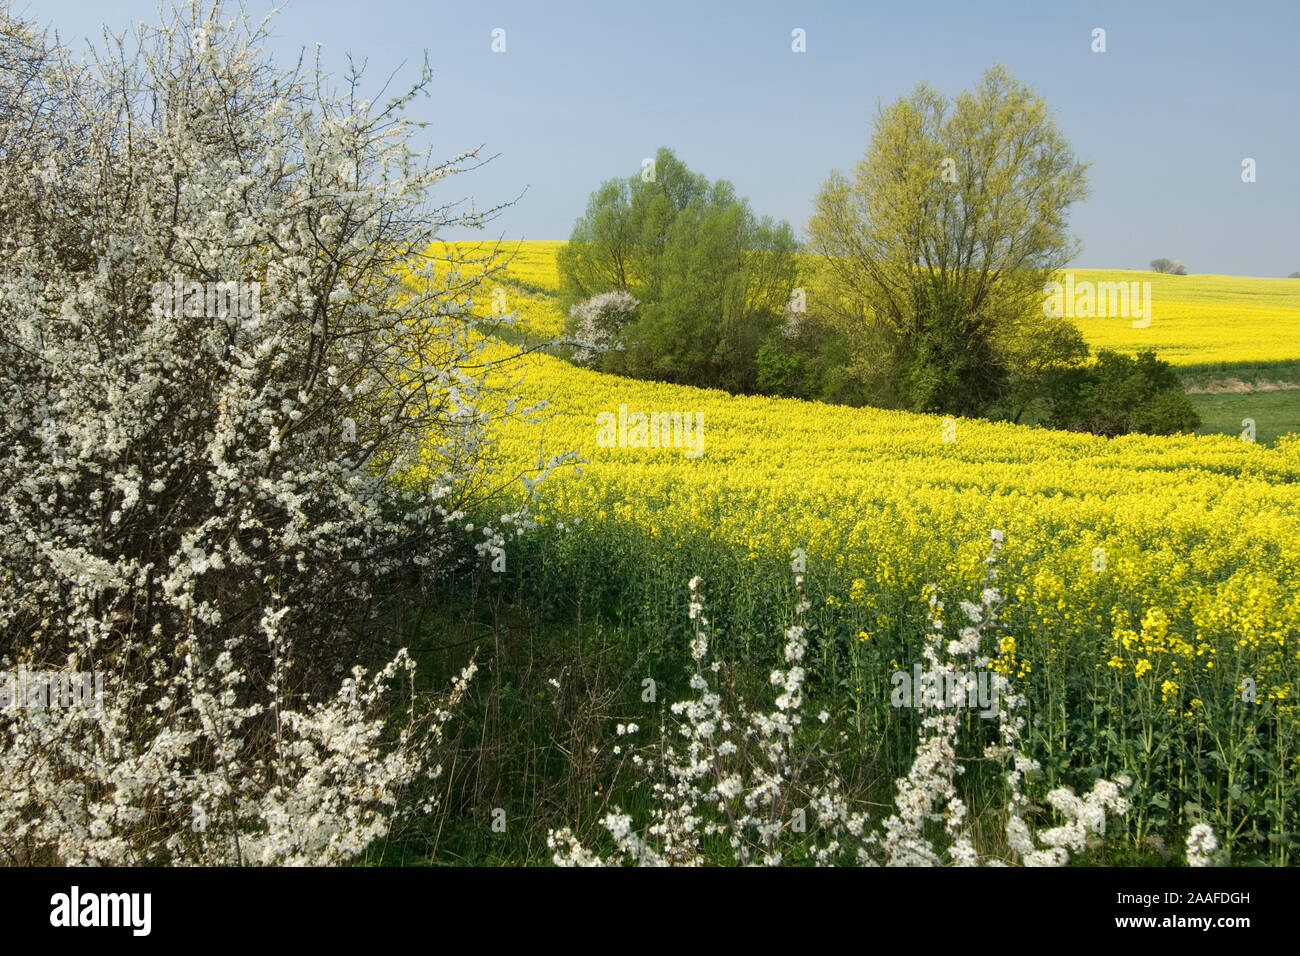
0 4 537 864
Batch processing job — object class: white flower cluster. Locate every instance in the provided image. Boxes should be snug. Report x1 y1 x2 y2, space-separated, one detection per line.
1185 823 1219 867
566 290 638 366
549 529 1161 867
551 570 859 867
0 4 524 864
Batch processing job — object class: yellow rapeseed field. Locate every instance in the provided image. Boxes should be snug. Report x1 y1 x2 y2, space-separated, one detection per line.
466 243 1300 713
1062 269 1300 365
418 241 1299 859
487 342 1300 693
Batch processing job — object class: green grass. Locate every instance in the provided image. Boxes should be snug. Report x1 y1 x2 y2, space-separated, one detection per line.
1188 390 1300 445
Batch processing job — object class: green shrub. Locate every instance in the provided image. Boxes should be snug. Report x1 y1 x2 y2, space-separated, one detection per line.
1045 349 1201 436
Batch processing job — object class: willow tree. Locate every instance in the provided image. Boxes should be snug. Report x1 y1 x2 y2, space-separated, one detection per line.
807 64 1090 415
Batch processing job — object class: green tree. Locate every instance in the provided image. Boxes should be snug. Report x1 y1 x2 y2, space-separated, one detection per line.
807 64 1090 415
557 147 796 392
992 314 1090 423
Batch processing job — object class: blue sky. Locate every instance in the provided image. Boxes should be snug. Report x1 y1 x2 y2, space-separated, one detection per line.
28 0 1300 276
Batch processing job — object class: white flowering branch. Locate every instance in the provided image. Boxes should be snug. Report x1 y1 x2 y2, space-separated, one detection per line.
550 530 1151 867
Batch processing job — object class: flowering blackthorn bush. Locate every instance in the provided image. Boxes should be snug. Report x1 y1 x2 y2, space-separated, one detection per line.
566 290 638 366
0 3 549 864
550 531 1214 866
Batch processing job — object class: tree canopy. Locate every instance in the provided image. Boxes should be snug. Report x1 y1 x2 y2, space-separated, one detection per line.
557 147 796 393
806 64 1091 416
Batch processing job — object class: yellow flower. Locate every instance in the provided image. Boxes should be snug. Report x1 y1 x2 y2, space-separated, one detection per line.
460 240 1300 780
